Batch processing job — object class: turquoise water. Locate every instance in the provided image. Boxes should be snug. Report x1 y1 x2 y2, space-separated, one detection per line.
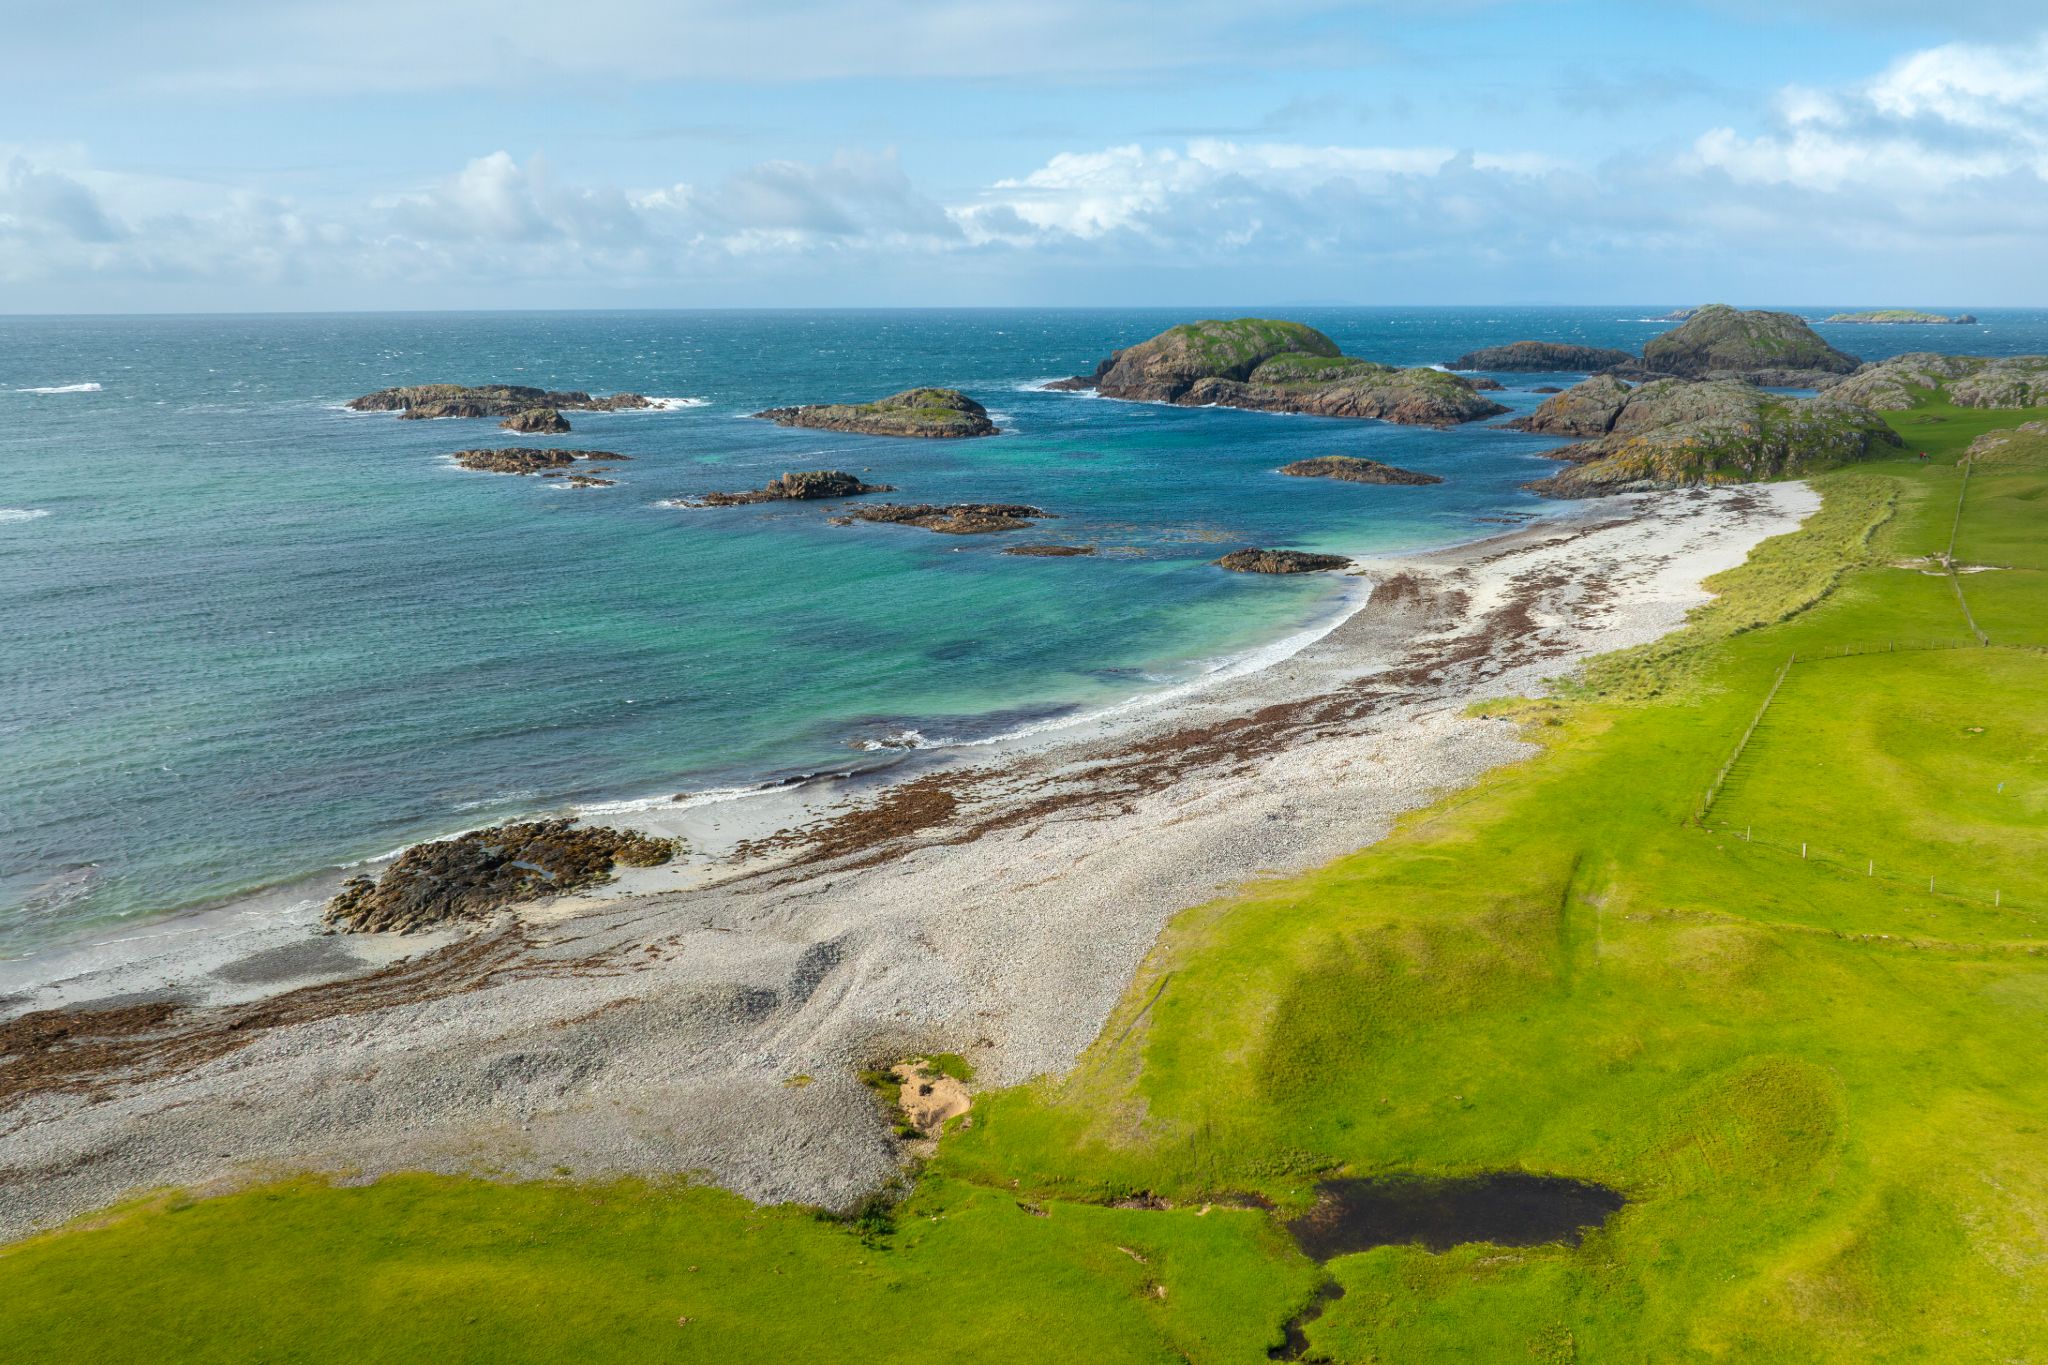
3 307 2044 952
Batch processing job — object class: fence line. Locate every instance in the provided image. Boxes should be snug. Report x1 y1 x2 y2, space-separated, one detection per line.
1698 821 2026 915
1945 455 1991 645
1697 653 1794 820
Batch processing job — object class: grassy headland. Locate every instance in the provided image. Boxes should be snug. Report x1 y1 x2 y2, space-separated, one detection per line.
4 400 2047 1362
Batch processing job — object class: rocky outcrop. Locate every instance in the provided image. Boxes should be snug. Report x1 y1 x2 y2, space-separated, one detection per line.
557 475 614 488
1654 308 1699 322
1052 318 1508 426
325 820 679 934
1214 548 1353 574
1522 379 1903 497
348 384 655 419
1506 374 1636 438
1966 421 2048 463
1444 341 1636 372
452 447 628 475
1279 456 1443 486
754 389 998 439
829 503 1048 534
502 407 570 434
1002 544 1096 556
688 470 893 506
1824 353 2048 410
1825 311 1977 325
1641 305 1859 384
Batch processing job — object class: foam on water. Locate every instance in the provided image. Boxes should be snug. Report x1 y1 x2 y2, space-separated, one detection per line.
15 382 101 394
0 508 50 523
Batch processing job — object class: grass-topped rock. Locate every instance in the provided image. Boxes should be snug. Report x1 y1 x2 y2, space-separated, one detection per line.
1824 310 1977 325
1443 341 1637 373
324 820 680 934
1279 456 1442 486
1052 318 1508 426
1522 376 1903 497
347 384 655 419
754 388 998 439
1642 304 1859 385
1825 353 2048 411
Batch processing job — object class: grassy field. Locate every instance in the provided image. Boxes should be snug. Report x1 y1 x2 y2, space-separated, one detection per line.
5 401 2047 1362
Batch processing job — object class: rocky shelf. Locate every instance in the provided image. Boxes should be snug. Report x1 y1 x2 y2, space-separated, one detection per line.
1279 456 1442 486
828 503 1048 535
452 448 631 476
1214 548 1354 574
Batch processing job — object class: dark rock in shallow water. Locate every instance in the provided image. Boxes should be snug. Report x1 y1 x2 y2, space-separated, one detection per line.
754 388 997 439
1279 456 1442 486
1531 386 1565 394
349 384 655 419
1215 548 1353 574
689 470 893 506
453 447 628 475
1285 1174 1625 1260
1002 543 1096 556
325 819 679 934
502 406 570 434
1444 341 1637 373
1058 318 1508 426
830 502 1048 535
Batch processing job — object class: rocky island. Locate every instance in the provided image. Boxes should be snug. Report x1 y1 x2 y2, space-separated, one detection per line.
347 384 657 419
754 388 998 439
1515 375 1901 497
1214 548 1354 574
1443 341 1637 373
1640 304 1860 386
1824 310 1978 325
1823 353 2048 410
452 447 630 476
828 502 1048 534
685 470 893 506
325 820 679 934
1279 455 1442 485
1048 318 1508 426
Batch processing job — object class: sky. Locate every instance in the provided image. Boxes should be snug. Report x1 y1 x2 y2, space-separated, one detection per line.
3 0 2046 311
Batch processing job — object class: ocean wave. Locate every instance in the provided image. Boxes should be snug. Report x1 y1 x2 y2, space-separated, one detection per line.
640 396 709 411
852 728 956 753
0 508 51 523
16 382 101 394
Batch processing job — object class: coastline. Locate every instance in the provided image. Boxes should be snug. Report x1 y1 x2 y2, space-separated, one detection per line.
0 481 1818 1240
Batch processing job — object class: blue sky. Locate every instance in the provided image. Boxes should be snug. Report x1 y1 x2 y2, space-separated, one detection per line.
3 0 2045 310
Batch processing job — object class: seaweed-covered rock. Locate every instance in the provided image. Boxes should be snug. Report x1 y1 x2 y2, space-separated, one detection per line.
689 470 893 506
754 388 997 439
1444 341 1637 372
502 407 570 434
1642 305 1859 383
1215 548 1353 574
1526 387 1903 498
1002 543 1097 556
348 384 655 419
830 502 1047 534
452 448 629 475
1057 319 1507 426
1279 456 1442 486
325 820 680 934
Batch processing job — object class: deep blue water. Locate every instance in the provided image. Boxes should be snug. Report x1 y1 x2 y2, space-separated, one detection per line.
3 306 2044 952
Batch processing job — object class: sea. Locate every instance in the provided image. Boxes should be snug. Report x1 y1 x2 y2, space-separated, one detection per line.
4 306 2044 954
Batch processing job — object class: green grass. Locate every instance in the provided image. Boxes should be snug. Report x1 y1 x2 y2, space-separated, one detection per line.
6 408 2048 1361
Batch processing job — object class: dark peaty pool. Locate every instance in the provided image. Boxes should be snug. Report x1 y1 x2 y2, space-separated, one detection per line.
1285 1173 1625 1261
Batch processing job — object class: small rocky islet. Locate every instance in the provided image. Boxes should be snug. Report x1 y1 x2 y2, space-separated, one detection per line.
1825 310 1978 325
452 447 630 478
829 502 1049 535
685 470 894 506
1047 318 1509 426
753 388 998 439
1279 455 1442 486
347 383 658 420
325 820 680 934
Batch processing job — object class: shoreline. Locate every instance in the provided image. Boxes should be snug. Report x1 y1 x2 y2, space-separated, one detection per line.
0 481 1819 1240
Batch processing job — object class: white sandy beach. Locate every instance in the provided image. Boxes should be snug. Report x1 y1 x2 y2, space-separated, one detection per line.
0 482 1818 1240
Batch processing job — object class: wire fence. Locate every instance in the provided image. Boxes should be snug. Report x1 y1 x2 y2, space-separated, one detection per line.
1697 822 2033 916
